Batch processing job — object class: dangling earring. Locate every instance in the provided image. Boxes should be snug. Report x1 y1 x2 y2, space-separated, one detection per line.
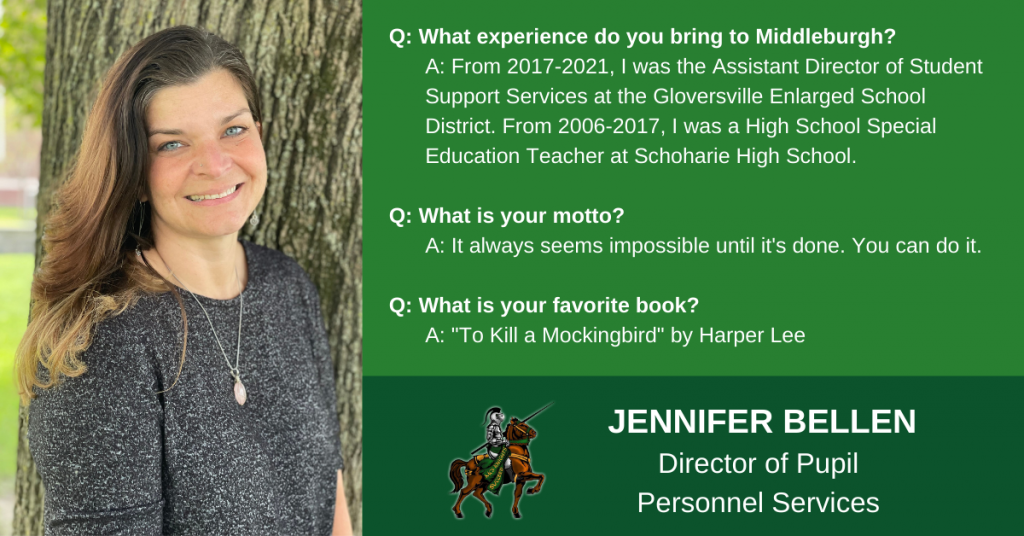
250 212 260 227
135 201 146 258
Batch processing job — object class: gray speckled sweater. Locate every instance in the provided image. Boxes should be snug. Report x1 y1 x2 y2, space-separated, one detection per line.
28 240 344 535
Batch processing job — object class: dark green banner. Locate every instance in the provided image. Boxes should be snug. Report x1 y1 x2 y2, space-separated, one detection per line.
366 377 1021 532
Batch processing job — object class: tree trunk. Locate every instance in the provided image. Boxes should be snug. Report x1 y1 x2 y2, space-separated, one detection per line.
14 1 363 533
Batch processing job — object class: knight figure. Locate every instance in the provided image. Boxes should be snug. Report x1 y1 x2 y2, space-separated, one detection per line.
485 407 508 450
482 407 514 484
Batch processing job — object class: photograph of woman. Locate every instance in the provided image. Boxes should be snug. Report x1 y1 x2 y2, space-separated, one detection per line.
14 26 354 535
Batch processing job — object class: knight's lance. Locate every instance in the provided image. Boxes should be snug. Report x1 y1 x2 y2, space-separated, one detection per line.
469 402 553 455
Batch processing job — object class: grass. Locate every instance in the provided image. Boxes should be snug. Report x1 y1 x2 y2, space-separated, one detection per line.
0 254 34 479
0 207 36 232
0 207 36 224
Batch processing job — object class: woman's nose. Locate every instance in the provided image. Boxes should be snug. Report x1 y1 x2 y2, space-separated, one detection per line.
192 139 232 177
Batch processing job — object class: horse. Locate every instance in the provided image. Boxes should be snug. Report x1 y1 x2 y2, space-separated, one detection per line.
449 417 546 518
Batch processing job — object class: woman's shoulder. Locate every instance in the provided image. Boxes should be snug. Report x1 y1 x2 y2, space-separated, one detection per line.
31 292 173 403
244 240 317 291
243 241 325 333
29 303 164 456
38 303 162 397
101 289 183 343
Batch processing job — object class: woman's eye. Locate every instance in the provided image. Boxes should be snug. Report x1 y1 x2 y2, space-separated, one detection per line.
225 125 248 137
158 141 183 152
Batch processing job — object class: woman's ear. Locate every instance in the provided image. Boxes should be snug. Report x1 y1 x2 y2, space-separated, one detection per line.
256 121 262 137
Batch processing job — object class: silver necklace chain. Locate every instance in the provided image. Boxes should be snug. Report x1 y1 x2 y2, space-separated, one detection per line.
165 260 244 383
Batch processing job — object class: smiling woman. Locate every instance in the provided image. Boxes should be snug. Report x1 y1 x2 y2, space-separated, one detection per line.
15 26 352 535
144 70 267 247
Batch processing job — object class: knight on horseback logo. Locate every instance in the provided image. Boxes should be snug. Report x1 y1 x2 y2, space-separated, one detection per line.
449 403 551 518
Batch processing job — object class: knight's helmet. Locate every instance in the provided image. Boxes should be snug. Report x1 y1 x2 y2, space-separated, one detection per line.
483 406 503 426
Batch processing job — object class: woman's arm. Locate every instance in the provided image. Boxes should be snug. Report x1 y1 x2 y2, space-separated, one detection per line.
333 470 353 536
28 316 164 534
297 269 353 534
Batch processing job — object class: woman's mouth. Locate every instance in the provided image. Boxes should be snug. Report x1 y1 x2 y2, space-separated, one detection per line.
186 183 243 205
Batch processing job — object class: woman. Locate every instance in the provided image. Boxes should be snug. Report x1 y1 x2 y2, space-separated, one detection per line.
16 26 353 535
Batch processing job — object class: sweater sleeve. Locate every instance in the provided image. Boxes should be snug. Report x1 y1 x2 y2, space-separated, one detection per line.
28 315 164 535
300 272 346 471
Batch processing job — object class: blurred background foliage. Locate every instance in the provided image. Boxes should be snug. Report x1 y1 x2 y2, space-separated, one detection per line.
1 2 46 533
0 0 46 126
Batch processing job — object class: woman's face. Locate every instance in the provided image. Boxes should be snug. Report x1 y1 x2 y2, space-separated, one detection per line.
144 68 266 242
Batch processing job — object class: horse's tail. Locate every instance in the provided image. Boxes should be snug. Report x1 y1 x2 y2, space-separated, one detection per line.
449 459 468 493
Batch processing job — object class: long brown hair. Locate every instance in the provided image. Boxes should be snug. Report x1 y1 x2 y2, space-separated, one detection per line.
16 26 263 401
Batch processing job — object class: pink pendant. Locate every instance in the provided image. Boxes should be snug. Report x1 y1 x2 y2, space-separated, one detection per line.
234 380 247 405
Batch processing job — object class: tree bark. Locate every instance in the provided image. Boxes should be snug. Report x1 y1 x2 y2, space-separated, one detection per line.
14 1 363 533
